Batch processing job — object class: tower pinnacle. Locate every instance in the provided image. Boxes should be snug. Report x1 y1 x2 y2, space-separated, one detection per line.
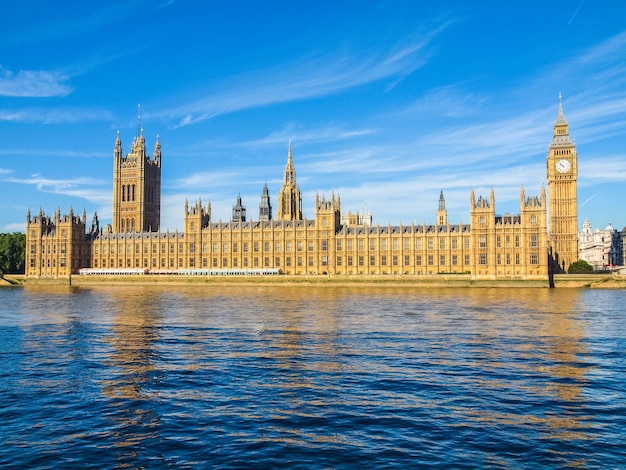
437 190 447 225
277 142 302 220
551 93 572 145
284 141 296 184
555 92 568 127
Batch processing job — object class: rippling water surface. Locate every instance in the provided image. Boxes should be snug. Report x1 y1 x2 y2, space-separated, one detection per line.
1 285 625 468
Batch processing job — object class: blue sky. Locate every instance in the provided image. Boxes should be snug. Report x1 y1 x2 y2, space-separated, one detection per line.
1 1 625 233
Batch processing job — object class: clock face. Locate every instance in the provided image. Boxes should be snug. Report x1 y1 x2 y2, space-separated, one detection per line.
555 158 571 173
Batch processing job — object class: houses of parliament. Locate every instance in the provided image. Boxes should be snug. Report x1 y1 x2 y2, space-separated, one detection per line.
25 97 579 279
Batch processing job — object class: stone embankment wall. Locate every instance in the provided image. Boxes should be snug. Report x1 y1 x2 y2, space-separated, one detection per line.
16 274 626 289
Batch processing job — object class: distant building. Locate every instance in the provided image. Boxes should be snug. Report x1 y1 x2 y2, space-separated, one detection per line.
579 219 622 270
341 206 372 227
27 97 583 279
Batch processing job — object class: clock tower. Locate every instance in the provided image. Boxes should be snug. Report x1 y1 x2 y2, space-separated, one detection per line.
547 94 578 272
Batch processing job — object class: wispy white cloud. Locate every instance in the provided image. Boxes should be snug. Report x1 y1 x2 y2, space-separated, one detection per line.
1 170 113 230
0 148 110 159
579 155 626 182
0 222 26 233
574 30 626 68
0 106 115 124
176 123 379 158
3 173 110 204
420 114 549 157
156 22 451 127
401 85 488 118
381 21 453 92
0 68 72 98
237 123 379 150
567 99 626 144
171 170 259 192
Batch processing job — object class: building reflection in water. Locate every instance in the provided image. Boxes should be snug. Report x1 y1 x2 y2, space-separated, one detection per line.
93 284 594 463
100 286 165 467
424 288 591 445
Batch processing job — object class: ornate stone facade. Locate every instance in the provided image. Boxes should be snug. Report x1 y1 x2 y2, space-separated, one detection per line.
276 142 302 221
27 100 581 280
547 94 578 272
579 220 622 270
112 110 162 234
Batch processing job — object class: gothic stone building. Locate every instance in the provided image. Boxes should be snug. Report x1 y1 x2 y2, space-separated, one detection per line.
27 99 580 279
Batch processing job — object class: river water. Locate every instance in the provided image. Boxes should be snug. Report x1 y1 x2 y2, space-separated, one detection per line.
0 285 625 468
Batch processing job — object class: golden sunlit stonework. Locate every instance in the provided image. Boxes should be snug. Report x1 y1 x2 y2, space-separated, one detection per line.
26 99 579 280
547 94 579 272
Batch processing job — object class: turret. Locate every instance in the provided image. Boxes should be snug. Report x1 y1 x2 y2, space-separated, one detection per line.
232 194 246 223
154 134 161 165
114 130 122 162
259 183 273 221
437 190 448 226
185 197 210 233
315 191 341 232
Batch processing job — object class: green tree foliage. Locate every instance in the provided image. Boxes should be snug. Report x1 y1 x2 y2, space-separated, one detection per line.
0 232 26 274
568 259 594 274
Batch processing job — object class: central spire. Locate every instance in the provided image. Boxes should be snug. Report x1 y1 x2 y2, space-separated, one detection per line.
137 104 141 138
277 141 302 220
555 93 568 127
284 140 296 184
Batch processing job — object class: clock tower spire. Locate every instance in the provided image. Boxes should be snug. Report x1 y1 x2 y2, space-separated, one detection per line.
547 94 578 272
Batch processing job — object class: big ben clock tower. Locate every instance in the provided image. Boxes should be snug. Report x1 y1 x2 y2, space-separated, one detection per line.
547 94 578 272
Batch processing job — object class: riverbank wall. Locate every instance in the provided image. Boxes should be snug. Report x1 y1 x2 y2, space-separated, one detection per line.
7 273 626 289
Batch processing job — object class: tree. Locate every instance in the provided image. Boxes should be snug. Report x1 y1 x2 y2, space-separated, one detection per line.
0 232 26 274
568 259 594 274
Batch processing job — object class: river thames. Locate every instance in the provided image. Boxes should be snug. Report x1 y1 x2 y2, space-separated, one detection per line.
1 285 625 468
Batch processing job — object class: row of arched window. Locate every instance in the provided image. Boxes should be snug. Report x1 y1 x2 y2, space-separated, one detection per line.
120 218 136 232
121 184 136 202
122 184 157 203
